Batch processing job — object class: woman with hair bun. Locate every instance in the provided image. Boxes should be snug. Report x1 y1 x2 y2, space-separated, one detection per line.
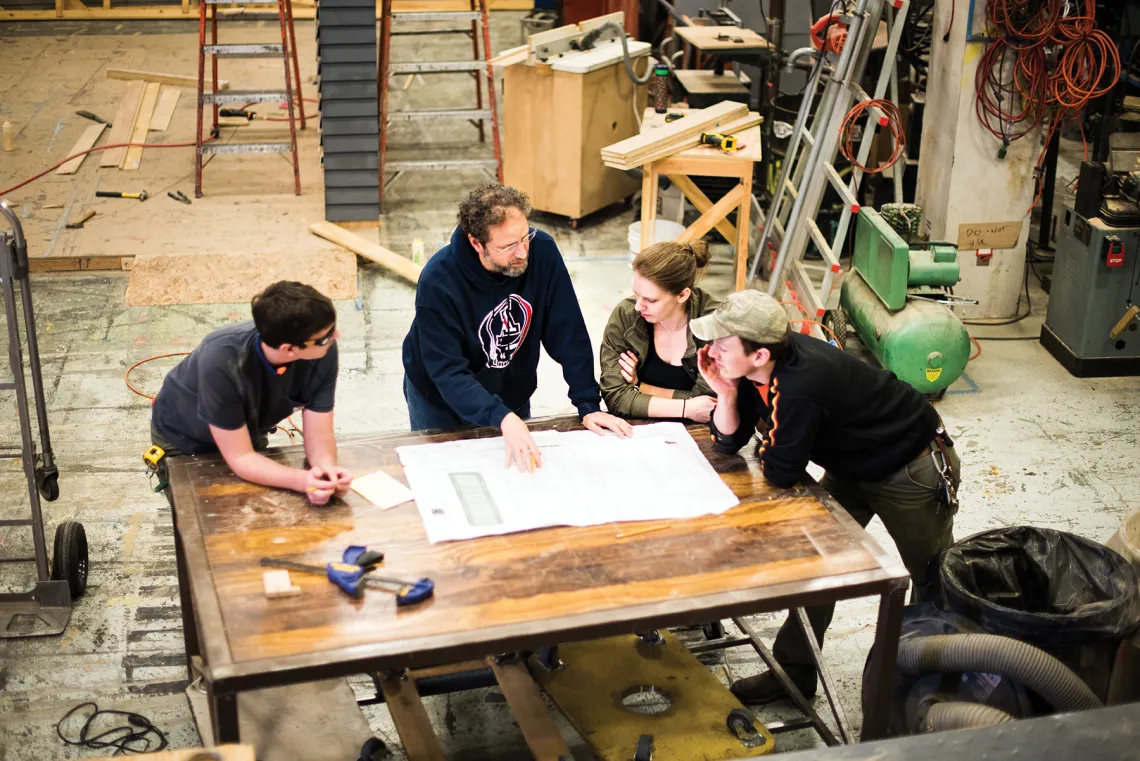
599 240 720 422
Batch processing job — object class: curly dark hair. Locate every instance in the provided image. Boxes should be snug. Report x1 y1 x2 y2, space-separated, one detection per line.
457 183 532 245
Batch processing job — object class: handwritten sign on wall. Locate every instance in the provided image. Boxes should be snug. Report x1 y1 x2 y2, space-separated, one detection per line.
957 220 1024 251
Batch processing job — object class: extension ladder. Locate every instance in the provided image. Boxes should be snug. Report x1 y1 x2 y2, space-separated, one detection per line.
378 0 503 209
194 0 306 197
748 0 909 322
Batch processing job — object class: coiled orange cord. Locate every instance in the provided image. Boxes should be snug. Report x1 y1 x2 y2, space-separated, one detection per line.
839 99 907 174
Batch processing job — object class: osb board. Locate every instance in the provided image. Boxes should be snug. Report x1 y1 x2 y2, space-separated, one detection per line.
125 250 358 306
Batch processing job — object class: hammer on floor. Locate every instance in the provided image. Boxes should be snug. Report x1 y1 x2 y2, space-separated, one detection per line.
96 190 149 201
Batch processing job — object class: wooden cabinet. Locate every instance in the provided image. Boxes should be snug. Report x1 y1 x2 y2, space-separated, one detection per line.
503 59 647 222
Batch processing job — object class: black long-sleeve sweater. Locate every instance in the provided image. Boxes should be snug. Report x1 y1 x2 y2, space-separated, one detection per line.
711 332 938 487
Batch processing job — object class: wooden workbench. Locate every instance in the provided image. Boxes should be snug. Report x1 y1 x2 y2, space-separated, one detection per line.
168 417 909 752
638 108 762 291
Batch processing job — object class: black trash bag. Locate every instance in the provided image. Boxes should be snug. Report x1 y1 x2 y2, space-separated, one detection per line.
939 526 1140 697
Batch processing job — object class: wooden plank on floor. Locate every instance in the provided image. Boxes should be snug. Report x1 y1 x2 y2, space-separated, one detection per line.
55 123 107 175
308 221 420 285
149 87 180 132
186 679 373 761
122 82 161 170
29 256 132 273
488 657 573 761
107 68 229 90
100 80 146 167
377 673 445 761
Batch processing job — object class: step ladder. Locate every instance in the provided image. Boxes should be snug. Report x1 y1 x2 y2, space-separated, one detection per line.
194 0 306 197
378 0 503 208
747 0 909 323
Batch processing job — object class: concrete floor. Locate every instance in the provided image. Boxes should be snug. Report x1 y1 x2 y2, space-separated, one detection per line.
2 14 1140 761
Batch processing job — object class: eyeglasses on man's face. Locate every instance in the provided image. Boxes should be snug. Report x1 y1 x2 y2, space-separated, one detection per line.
304 324 337 348
489 227 538 257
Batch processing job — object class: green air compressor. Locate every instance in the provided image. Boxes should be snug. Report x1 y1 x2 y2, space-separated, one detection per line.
837 207 971 395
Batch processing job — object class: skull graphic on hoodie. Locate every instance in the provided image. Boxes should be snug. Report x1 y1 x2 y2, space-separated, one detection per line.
478 294 533 369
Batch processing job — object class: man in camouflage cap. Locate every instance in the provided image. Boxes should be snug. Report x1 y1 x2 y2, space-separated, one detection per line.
692 289 961 704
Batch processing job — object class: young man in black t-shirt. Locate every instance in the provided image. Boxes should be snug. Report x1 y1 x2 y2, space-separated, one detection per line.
151 281 351 505
691 290 961 704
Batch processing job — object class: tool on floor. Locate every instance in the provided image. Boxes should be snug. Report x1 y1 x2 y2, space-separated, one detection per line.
64 210 96 229
0 201 87 639
143 444 169 492
96 190 149 201
219 108 257 121
75 110 112 127
699 132 738 152
378 0 502 209
195 0 305 198
167 190 191 205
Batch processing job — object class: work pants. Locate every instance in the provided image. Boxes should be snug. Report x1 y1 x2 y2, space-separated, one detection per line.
772 442 960 667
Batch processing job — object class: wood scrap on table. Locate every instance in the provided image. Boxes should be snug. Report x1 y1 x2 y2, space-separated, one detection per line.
55 123 106 174
309 221 421 285
601 101 752 170
107 68 229 90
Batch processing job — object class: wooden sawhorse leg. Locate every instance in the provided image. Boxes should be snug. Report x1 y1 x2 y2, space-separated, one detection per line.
489 655 573 761
378 670 446 761
639 164 660 253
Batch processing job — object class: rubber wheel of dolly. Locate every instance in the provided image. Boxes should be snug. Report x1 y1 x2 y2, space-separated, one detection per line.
823 308 848 349
51 520 88 599
357 737 387 761
38 469 60 502
727 708 757 739
634 734 654 761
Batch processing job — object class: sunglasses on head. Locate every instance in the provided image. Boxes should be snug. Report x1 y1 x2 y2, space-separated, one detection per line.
303 324 337 348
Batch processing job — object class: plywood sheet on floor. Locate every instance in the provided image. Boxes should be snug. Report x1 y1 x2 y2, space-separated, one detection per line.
186 679 373 761
125 250 358 306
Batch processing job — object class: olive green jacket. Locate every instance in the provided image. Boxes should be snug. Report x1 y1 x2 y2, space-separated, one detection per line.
599 287 719 418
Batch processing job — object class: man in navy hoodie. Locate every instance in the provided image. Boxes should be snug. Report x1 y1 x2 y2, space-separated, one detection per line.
402 183 631 470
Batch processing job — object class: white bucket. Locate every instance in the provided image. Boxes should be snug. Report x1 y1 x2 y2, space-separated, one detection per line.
628 220 687 259
1106 509 1140 576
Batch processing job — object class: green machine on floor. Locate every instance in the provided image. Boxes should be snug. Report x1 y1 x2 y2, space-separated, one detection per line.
834 205 971 395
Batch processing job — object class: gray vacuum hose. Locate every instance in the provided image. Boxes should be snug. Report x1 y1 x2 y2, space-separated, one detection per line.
897 634 1103 712
924 702 1014 732
592 22 657 85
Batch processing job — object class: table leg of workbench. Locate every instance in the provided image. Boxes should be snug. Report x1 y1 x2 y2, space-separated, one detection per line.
861 581 908 741
640 164 659 253
207 682 241 743
171 511 201 682
734 172 753 291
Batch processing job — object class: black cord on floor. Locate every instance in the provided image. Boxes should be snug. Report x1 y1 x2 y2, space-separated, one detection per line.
57 702 168 756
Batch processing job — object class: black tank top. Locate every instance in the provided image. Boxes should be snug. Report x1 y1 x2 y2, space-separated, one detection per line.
641 333 695 391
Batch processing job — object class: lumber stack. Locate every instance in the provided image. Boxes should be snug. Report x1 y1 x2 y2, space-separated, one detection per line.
601 101 761 170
